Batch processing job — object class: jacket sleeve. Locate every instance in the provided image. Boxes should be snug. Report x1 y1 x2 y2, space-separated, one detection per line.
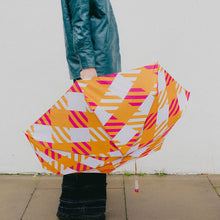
68 0 95 69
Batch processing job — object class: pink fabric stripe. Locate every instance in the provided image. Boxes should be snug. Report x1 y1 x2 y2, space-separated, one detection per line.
74 143 90 155
141 148 152 157
129 102 142 106
69 115 78 128
39 118 46 125
45 149 48 155
76 163 81 171
103 73 117 77
105 122 125 126
82 142 91 151
169 99 178 117
83 165 87 170
110 134 116 138
72 147 80 154
165 73 169 82
110 115 117 120
144 113 157 129
48 143 52 148
106 129 121 132
43 113 51 125
70 86 76 92
89 102 97 107
162 125 174 137
75 82 83 93
71 111 87 128
146 139 153 145
97 80 112 85
129 88 145 92
169 99 175 111
167 75 172 86
125 95 148 99
186 91 190 100
39 141 45 146
58 154 62 159
144 113 155 129
147 119 157 130
79 111 88 122
110 141 118 149
51 151 55 159
173 105 180 116
129 139 136 142
145 64 158 70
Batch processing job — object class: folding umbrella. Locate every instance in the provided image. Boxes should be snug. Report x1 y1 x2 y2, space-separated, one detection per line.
25 63 190 185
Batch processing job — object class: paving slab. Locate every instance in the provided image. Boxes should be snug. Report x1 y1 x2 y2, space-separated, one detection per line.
208 175 220 187
22 177 125 220
37 176 62 189
124 175 220 220
22 188 60 220
0 176 39 220
106 189 126 220
107 174 124 189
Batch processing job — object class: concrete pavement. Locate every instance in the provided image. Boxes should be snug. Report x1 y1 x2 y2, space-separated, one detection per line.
0 175 219 220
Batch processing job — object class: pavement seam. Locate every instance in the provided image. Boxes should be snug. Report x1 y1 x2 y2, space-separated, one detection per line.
20 186 37 220
123 175 128 220
207 175 220 198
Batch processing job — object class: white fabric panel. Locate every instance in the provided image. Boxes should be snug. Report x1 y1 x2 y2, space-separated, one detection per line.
112 158 122 165
89 128 105 141
78 82 88 87
69 128 91 142
177 89 188 111
53 149 72 159
124 144 139 156
130 146 148 157
114 125 137 146
128 118 146 122
134 93 155 116
105 74 133 99
109 150 123 157
156 103 169 126
81 157 105 168
60 164 76 175
36 148 54 165
65 92 87 112
95 106 113 125
158 69 166 92
100 99 122 103
32 124 53 143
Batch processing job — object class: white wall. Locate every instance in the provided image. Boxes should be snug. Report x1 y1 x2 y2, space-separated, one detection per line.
0 0 219 174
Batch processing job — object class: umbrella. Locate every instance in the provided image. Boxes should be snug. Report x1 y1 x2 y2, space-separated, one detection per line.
25 63 190 179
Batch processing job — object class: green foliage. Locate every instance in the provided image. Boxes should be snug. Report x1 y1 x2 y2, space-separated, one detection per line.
124 171 132 176
154 170 167 177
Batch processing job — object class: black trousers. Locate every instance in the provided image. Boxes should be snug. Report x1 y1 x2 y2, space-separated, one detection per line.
57 173 107 220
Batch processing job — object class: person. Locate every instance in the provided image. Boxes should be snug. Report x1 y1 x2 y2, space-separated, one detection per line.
57 0 121 219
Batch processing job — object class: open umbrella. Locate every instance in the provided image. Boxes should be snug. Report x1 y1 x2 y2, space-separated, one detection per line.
25 63 190 179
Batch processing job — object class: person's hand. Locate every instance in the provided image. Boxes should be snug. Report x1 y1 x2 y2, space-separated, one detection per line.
80 68 97 80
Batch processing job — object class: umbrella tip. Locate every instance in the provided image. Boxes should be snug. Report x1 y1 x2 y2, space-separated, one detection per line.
135 189 139 194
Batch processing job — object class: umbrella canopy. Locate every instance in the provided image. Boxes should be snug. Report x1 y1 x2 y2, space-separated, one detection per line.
25 63 190 175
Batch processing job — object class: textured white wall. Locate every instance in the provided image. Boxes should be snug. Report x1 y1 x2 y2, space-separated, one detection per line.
0 0 219 174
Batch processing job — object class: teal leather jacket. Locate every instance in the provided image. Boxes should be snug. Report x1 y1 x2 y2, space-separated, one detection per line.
61 0 121 79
